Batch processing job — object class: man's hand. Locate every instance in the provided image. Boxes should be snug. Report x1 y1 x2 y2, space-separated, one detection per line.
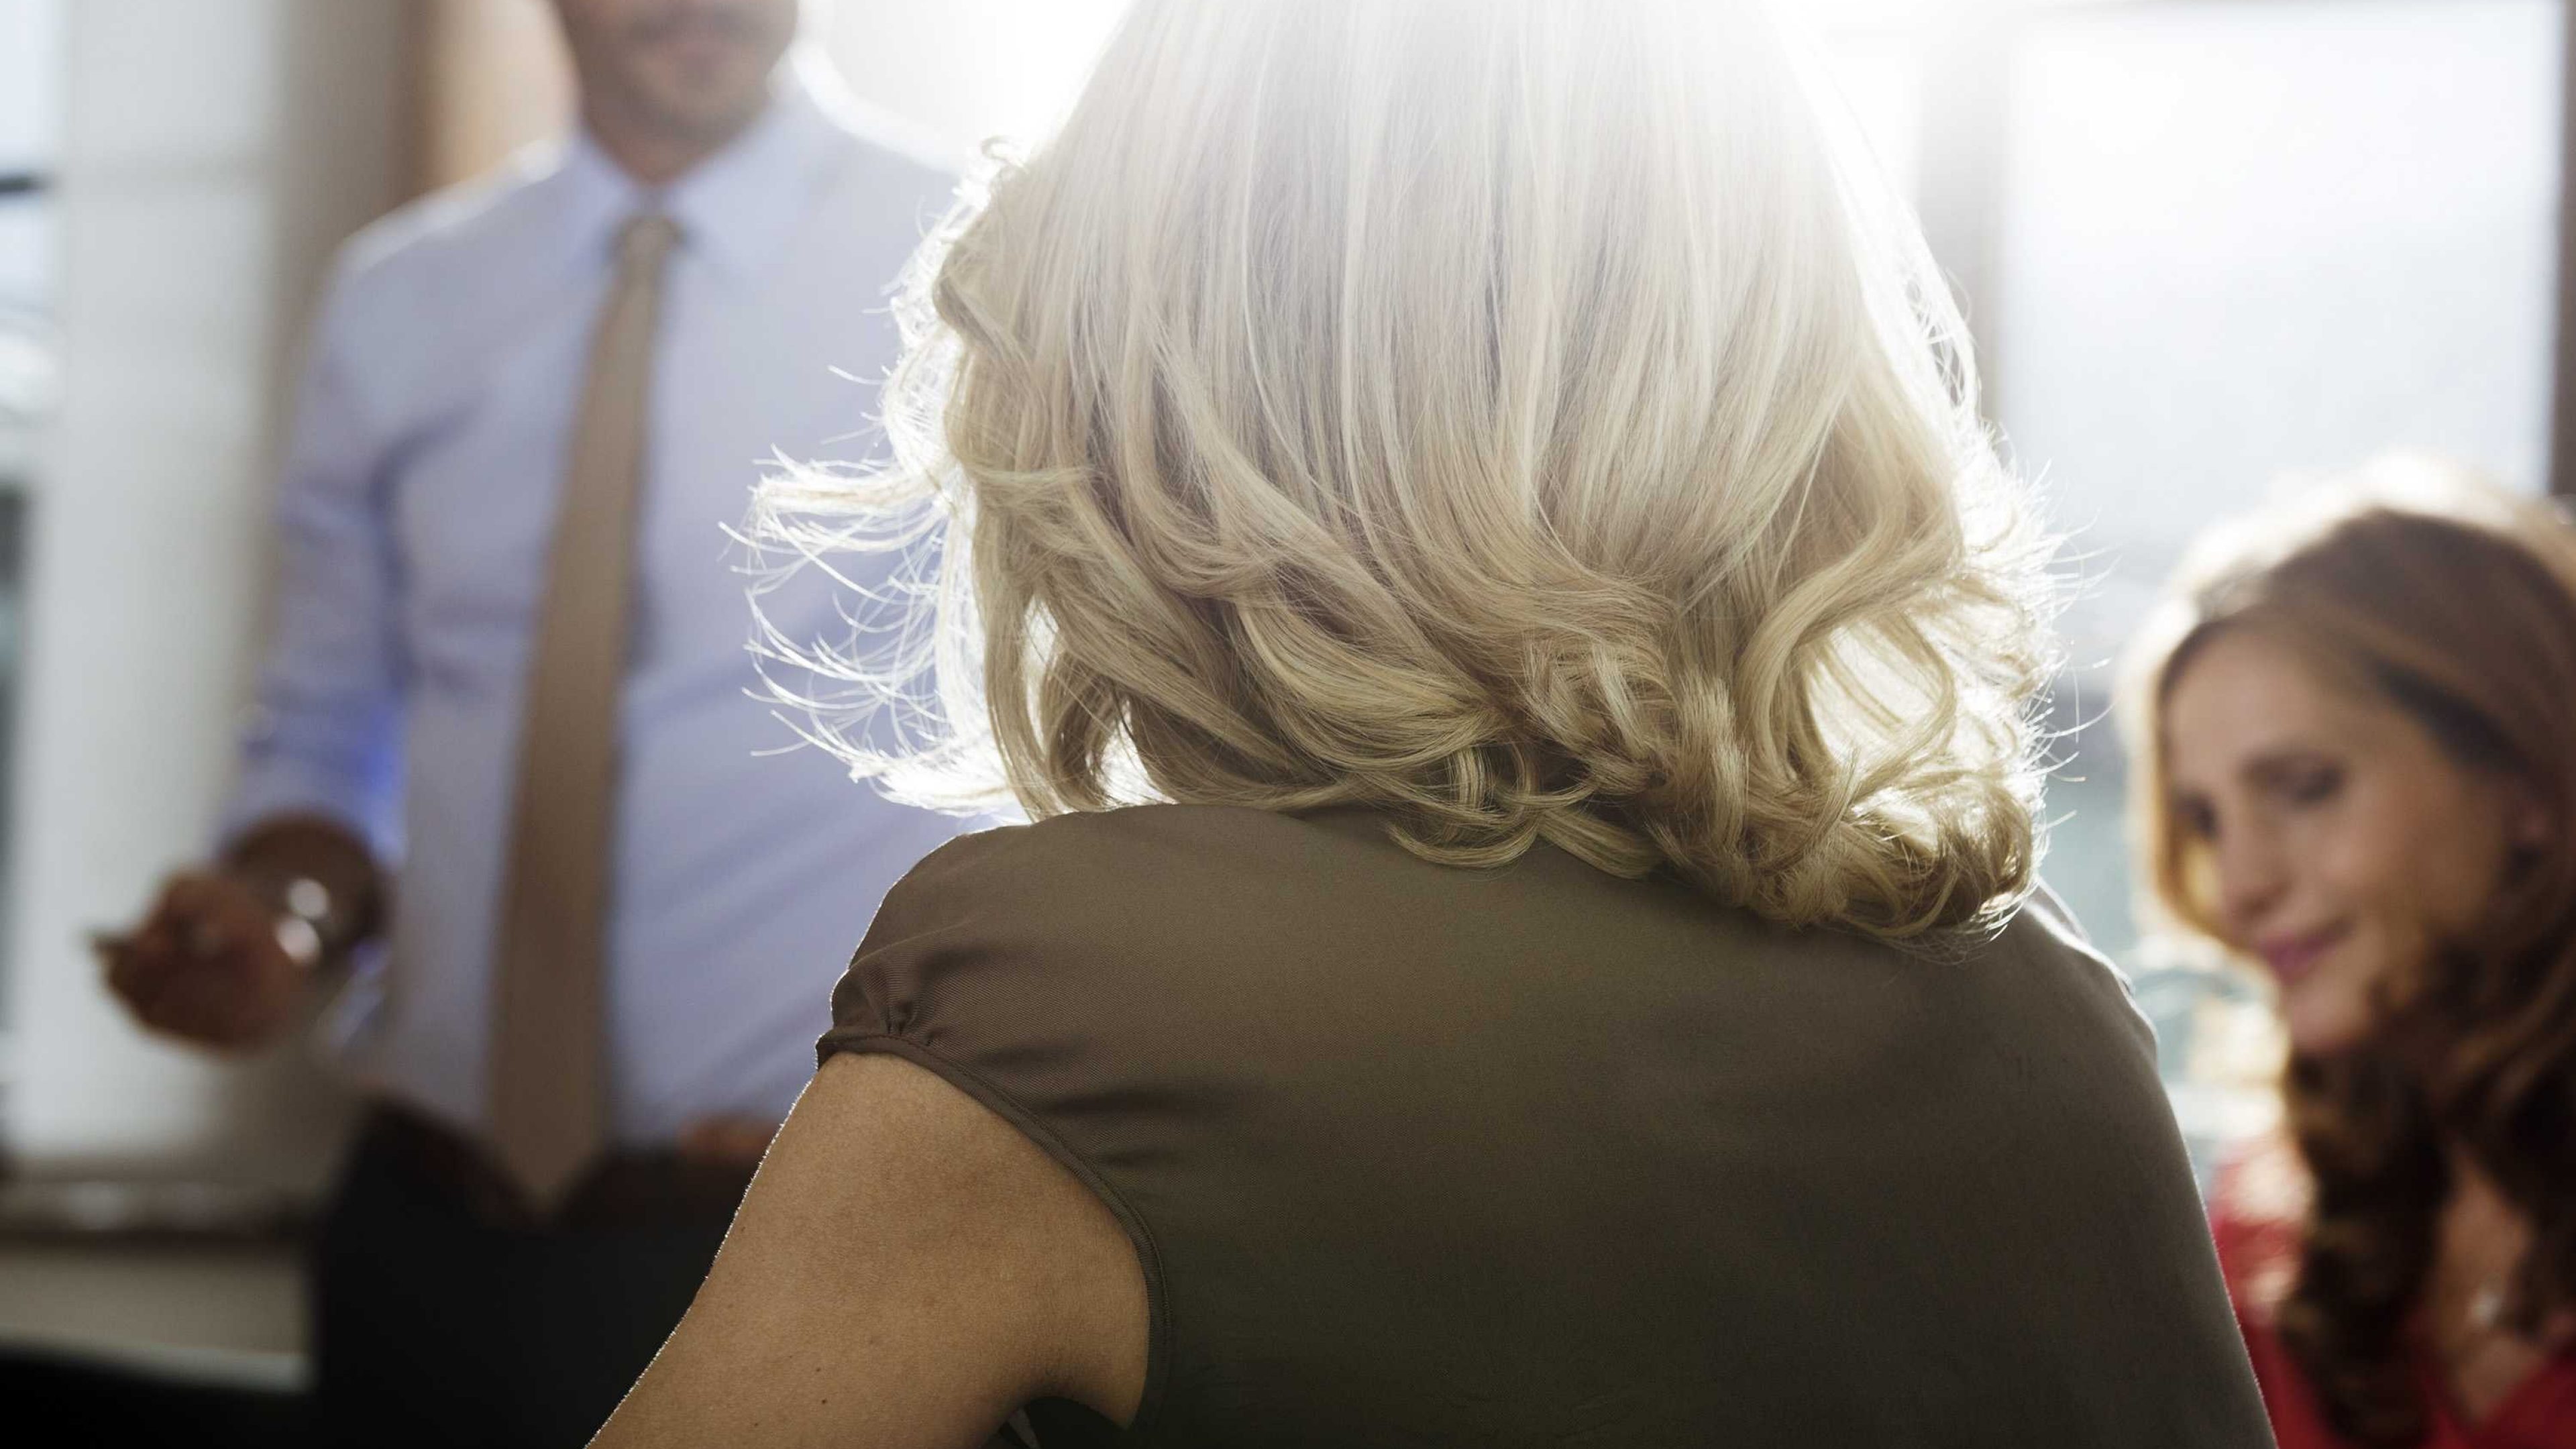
97 871 307 1051
96 813 383 1053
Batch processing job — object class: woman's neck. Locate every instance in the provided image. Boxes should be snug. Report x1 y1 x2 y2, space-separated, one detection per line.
2432 1155 2530 1311
2422 1148 2564 1426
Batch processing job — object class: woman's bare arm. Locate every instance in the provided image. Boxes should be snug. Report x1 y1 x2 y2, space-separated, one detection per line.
592 1052 1150 1448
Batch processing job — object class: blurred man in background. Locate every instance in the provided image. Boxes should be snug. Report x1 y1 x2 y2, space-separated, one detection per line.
95 1 963 1442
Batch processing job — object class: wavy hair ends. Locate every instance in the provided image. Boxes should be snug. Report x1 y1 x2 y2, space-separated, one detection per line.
751 0 2055 938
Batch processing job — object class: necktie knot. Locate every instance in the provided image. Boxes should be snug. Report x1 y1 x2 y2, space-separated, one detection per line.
616 213 682 275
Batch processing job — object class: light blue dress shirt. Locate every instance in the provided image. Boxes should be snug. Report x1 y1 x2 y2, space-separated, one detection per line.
223 63 969 1146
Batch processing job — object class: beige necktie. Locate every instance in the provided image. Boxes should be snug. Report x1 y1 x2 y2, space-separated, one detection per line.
488 213 681 1215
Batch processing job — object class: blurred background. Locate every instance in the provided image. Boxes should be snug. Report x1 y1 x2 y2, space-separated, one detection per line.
0 0 2563 1401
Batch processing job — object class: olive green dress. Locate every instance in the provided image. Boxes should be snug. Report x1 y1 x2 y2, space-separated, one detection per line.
819 804 2271 1448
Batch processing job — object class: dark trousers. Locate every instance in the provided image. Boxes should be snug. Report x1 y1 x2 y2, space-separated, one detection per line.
307 1116 734 1449
0 1116 737 1449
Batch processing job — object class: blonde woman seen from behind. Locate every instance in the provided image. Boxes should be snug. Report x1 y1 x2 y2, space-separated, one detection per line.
2130 461 2576 1448
596 3 2269 1445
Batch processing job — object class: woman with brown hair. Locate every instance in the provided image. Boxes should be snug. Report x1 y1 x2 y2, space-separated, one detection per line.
2131 460 2576 1448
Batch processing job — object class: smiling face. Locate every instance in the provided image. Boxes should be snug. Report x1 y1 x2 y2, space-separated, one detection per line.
2160 627 2539 1056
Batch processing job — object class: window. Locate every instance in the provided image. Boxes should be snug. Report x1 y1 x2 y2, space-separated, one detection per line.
2002 0 2561 740
0 0 56 420
1862 0 2569 1171
0 0 58 1035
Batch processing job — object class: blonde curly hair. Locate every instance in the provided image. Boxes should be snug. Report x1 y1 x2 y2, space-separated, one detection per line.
753 0 2055 938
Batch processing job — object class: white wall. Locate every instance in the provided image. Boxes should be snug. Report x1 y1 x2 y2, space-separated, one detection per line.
3 1 406 1186
820 0 1126 154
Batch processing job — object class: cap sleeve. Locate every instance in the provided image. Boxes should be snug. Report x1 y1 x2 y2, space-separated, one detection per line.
817 825 1017 1061
810 816 1179 1438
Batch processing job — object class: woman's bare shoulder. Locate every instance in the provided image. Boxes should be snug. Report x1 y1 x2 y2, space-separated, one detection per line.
592 1053 1148 1448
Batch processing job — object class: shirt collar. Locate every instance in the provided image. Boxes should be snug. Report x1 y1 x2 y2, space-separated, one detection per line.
551 51 845 284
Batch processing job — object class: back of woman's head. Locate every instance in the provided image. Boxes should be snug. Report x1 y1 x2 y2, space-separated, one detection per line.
759 0 2053 936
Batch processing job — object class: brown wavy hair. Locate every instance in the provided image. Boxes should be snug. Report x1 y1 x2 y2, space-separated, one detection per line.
2123 461 2576 1446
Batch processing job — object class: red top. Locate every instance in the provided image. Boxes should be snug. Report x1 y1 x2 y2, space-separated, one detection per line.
2209 1141 2576 1449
